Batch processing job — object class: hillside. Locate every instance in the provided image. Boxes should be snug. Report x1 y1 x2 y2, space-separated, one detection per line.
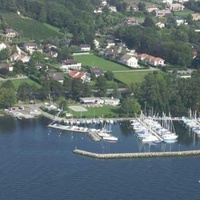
0 12 64 40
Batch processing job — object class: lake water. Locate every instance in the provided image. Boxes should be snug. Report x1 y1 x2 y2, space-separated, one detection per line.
0 117 200 200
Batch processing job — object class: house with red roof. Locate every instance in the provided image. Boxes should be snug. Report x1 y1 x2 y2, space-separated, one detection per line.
138 53 165 66
69 70 90 82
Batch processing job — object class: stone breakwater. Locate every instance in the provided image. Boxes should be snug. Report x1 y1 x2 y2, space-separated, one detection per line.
73 149 200 159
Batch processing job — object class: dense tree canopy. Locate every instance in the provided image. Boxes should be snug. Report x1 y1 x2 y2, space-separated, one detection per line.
0 0 97 44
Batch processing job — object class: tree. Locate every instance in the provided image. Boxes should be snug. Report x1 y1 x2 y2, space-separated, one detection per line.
186 14 193 25
112 83 121 98
120 97 141 116
71 78 82 100
39 4 47 23
58 98 68 111
50 80 63 100
138 2 146 11
1 80 15 90
0 49 10 61
96 75 107 97
105 71 114 81
0 88 16 108
17 82 32 101
143 16 155 28
82 82 92 97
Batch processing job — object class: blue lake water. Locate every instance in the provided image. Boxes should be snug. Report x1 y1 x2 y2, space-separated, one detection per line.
0 117 200 200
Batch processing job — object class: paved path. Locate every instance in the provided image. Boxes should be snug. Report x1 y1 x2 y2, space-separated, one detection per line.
113 67 160 73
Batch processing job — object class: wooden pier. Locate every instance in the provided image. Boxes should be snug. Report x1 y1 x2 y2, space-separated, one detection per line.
73 149 200 159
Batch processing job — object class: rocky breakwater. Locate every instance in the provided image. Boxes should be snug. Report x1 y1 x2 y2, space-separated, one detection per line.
73 149 200 159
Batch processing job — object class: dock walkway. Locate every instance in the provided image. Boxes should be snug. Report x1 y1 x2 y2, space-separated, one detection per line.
137 118 164 141
48 123 101 142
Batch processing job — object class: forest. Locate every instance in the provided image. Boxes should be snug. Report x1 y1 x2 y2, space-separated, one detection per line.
0 0 101 45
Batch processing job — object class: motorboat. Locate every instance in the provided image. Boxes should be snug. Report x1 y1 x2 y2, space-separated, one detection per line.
103 135 118 141
162 133 178 142
142 135 160 143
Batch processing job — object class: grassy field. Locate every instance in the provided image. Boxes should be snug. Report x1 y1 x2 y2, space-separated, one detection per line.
73 54 130 71
114 71 152 85
68 105 120 118
173 9 194 18
0 78 42 90
1 13 64 40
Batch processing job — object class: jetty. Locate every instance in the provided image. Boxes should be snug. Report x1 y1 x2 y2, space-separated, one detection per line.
73 149 200 159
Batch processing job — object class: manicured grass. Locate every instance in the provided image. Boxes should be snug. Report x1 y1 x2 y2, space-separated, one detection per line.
73 54 130 71
173 9 194 18
9 78 41 90
68 105 120 118
1 13 64 40
114 71 152 85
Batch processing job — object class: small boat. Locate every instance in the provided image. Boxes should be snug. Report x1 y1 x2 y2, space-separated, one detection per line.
103 135 118 142
163 133 178 142
142 135 160 143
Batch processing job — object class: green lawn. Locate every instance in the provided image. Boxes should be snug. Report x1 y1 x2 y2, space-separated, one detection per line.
173 9 194 18
9 78 41 90
114 71 152 85
1 12 64 40
73 54 130 71
68 105 120 118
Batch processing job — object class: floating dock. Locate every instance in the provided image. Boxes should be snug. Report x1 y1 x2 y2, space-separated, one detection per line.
73 149 200 159
136 118 164 141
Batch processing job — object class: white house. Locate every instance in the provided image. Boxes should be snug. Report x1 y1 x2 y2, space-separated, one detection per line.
93 39 100 48
100 97 120 106
101 0 107 6
149 57 165 66
24 43 38 54
154 9 171 17
79 44 91 52
19 55 30 63
79 97 104 104
147 5 159 13
94 8 103 13
105 39 115 48
61 59 82 71
176 18 188 26
109 6 117 12
156 22 165 29
191 13 200 21
138 53 165 66
119 55 139 68
0 43 7 51
168 3 185 11
5 29 17 38
79 97 120 105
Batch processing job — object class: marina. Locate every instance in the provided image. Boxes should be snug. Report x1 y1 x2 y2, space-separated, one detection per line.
1 117 200 200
